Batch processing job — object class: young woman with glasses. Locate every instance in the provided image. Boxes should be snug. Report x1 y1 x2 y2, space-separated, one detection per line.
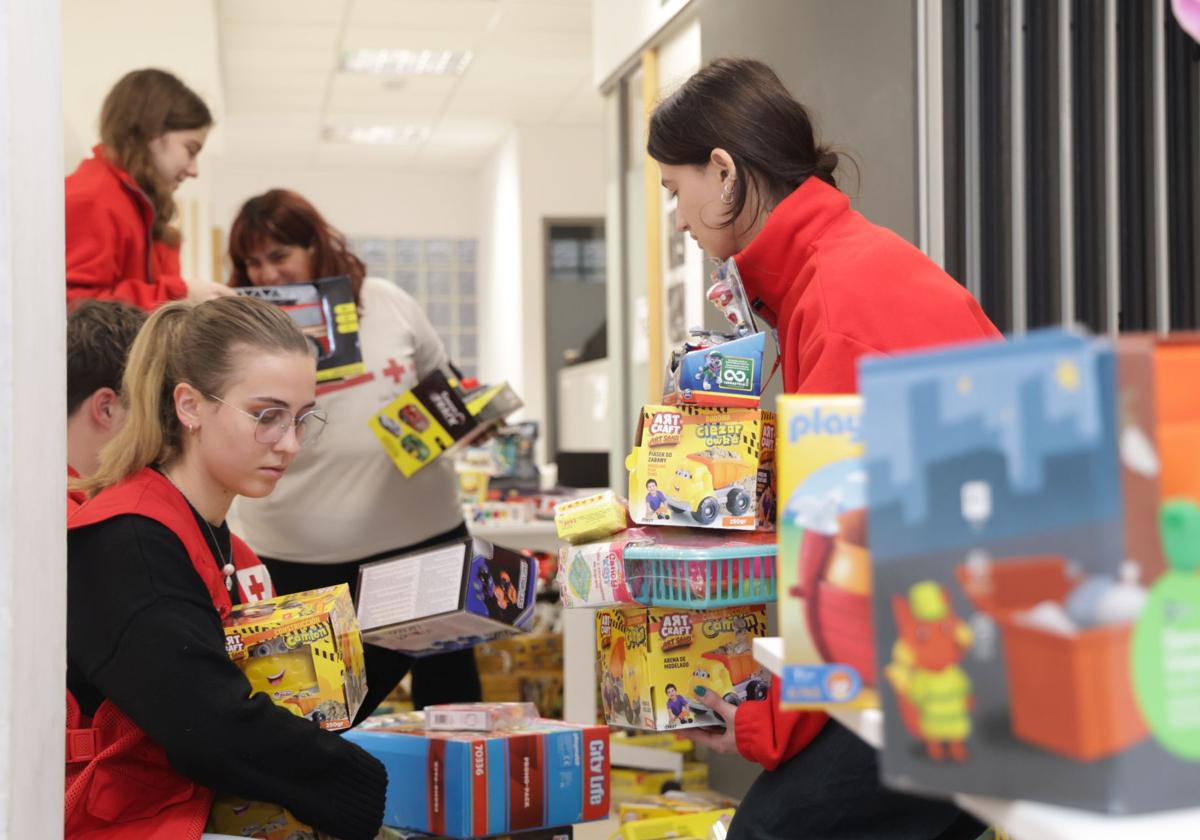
66 296 385 840
224 189 480 718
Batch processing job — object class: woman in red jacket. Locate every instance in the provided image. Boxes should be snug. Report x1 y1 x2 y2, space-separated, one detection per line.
65 68 232 308
649 58 998 839
67 296 385 840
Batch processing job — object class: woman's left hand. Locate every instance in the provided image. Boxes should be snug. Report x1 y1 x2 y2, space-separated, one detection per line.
681 687 740 755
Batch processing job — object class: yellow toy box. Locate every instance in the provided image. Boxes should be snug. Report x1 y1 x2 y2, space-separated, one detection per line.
596 604 770 731
626 405 776 532
370 369 522 477
207 797 316 840
777 396 877 709
554 490 629 544
222 584 367 731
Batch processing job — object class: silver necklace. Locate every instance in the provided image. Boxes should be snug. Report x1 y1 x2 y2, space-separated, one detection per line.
163 470 236 590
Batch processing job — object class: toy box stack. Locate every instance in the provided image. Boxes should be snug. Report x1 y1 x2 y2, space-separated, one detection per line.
475 634 565 719
357 536 537 656
776 396 878 709
345 710 610 838
861 328 1200 813
209 584 368 839
553 259 776 738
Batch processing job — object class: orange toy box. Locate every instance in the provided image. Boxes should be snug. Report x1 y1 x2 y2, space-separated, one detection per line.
862 329 1200 813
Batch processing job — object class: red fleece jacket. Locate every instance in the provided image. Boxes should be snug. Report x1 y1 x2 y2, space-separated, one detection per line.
65 146 187 309
731 177 1000 770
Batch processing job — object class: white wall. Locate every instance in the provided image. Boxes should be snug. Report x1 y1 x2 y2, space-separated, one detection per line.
1 0 65 835
210 162 481 256
477 123 606 462
592 0 696 87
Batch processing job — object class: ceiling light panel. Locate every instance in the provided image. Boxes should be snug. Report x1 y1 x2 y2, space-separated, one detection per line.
322 124 432 145
339 48 473 76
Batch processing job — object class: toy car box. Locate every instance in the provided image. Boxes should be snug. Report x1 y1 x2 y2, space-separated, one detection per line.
371 369 523 477
345 717 610 837
663 332 767 408
222 584 366 730
356 537 537 656
776 395 877 709
595 603 770 731
236 275 364 383
626 404 776 532
861 328 1200 813
554 490 629 545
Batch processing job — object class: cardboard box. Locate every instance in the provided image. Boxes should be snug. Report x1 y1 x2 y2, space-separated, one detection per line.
357 537 537 656
776 395 877 709
425 702 539 732
663 332 768 408
861 329 1200 813
345 718 609 838
556 529 654 609
236 275 364 383
370 369 523 477
596 604 770 731
222 584 366 730
207 797 314 840
381 826 573 840
475 634 564 675
554 490 629 545
625 405 776 531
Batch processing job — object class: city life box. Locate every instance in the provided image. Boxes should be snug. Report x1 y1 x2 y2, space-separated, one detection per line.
236 275 364 383
596 604 770 731
861 329 1200 814
346 716 610 838
357 537 537 656
777 395 877 709
626 405 776 532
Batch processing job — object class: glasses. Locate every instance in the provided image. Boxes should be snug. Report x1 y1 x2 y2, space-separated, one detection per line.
205 394 327 448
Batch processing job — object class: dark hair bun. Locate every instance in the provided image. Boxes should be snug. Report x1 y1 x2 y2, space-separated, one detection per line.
816 149 839 180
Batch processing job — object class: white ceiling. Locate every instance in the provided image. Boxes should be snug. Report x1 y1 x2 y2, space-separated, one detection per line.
216 0 602 169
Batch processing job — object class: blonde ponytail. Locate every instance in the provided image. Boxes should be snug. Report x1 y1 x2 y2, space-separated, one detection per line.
73 296 310 497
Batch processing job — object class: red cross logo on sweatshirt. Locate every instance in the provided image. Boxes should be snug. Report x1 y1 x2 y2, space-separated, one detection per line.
383 358 407 384
246 574 266 601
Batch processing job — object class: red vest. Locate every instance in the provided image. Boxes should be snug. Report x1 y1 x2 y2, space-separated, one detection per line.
65 468 274 840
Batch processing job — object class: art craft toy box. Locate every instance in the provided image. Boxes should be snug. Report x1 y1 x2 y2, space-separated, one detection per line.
625 405 776 532
370 369 523 477
356 537 537 656
207 798 315 840
236 275 364 383
861 329 1200 814
345 716 610 838
595 603 770 731
223 584 366 730
776 396 876 709
663 332 767 409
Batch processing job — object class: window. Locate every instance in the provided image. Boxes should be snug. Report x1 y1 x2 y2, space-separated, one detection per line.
348 236 480 377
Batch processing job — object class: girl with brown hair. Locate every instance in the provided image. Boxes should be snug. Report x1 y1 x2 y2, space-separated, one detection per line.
226 189 480 717
649 57 995 840
65 68 232 308
66 296 385 840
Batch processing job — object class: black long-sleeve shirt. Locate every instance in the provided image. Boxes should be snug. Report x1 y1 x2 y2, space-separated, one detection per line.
67 509 386 840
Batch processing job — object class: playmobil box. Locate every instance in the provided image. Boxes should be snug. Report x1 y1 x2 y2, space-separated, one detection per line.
595 603 770 731
236 275 364 383
776 396 877 709
862 328 1200 813
222 584 366 730
345 717 610 837
356 537 537 656
370 369 523 477
663 332 767 408
625 405 776 532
